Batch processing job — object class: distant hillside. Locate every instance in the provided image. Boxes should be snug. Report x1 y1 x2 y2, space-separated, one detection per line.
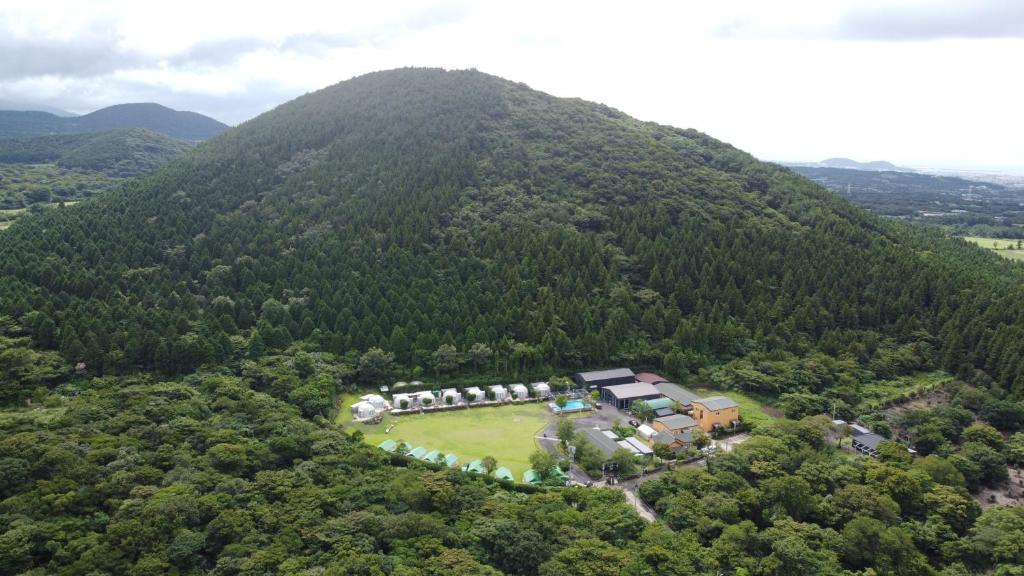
790 165 1024 235
785 158 909 172
0 99 76 117
0 128 193 176
0 103 227 141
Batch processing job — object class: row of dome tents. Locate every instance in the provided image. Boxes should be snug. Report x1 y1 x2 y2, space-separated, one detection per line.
377 440 459 467
394 382 549 408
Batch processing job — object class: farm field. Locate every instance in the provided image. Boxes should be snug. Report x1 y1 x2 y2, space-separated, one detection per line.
337 394 555 479
964 236 1024 261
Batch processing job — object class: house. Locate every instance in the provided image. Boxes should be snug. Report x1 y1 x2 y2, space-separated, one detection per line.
531 382 552 397
652 430 696 453
852 433 884 457
653 413 699 434
464 387 485 402
440 388 462 405
654 382 701 408
350 401 377 420
510 383 530 399
579 426 623 458
489 385 509 401
572 368 636 388
600 382 662 410
634 372 670 384
691 396 740 432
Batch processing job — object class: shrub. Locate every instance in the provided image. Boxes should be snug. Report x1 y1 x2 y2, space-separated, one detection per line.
399 399 409 410
422 397 433 406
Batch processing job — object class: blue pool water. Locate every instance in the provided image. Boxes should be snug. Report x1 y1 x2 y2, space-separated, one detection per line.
549 399 589 413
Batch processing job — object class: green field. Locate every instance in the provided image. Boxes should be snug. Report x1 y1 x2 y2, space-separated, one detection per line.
338 395 557 479
964 236 1024 261
691 387 781 429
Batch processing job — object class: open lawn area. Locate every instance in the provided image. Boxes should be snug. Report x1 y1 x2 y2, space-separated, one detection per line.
337 394 557 479
964 236 1024 261
690 387 781 429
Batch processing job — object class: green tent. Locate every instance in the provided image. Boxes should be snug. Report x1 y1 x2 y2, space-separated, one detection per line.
495 466 514 481
377 439 397 452
523 469 541 485
464 459 485 474
444 454 458 468
408 446 427 459
549 466 567 480
422 449 441 462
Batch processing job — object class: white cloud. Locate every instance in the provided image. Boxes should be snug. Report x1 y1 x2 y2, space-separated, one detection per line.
0 0 1021 172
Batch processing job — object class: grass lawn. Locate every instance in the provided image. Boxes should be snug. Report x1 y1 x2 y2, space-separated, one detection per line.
690 386 781 429
964 236 1024 261
856 370 953 411
337 394 558 479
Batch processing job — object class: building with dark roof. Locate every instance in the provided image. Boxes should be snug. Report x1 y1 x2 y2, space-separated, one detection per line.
579 426 622 458
653 413 698 433
634 372 669 384
852 432 884 457
600 382 662 410
572 368 636 388
654 382 701 406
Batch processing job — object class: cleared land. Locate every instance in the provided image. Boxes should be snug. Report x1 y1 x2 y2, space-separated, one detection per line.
338 394 555 479
964 236 1024 261
857 370 953 412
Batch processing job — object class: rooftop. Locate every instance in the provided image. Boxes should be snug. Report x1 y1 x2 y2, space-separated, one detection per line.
574 368 635 383
634 372 669 384
854 432 885 450
695 396 739 411
580 426 622 456
654 413 698 430
603 382 660 399
654 382 701 404
644 397 675 410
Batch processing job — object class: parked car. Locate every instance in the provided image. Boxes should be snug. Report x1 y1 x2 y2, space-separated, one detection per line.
629 419 640 428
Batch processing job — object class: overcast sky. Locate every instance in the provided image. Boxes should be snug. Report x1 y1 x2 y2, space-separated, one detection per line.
2 0 1022 172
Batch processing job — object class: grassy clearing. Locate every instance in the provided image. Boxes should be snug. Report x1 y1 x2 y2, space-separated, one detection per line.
857 370 953 411
964 236 1024 261
337 394 557 479
690 386 781 429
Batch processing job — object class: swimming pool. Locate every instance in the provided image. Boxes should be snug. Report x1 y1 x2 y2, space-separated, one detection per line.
549 399 591 414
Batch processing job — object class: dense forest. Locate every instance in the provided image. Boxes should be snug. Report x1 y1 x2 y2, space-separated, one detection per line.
3 68 1024 574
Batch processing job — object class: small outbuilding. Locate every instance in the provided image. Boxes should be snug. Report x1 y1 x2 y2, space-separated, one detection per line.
579 426 623 458
489 385 509 401
510 383 530 399
351 401 377 420
360 394 388 410
636 424 657 440
653 414 699 434
464 387 485 402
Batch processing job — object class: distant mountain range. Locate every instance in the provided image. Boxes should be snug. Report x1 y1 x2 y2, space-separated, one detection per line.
0 128 193 177
0 99 77 117
782 157 911 172
0 103 228 142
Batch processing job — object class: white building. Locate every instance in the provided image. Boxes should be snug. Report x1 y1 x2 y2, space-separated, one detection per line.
392 393 413 409
636 424 656 440
510 383 529 399
412 391 436 406
464 387 485 402
490 385 509 401
531 382 552 397
441 388 462 405
351 401 377 420
360 394 388 410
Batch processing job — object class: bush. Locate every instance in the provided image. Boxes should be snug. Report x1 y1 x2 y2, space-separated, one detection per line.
445 395 453 405
399 399 409 409
422 396 433 406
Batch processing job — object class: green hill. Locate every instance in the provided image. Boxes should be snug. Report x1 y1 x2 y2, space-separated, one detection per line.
3 67 1024 575
2 68 1022 394
0 128 193 176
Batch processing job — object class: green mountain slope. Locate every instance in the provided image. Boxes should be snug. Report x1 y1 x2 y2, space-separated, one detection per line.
1 67 1022 394
0 128 193 176
0 102 227 141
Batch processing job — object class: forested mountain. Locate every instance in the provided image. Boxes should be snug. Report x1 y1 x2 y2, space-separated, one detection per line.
0 99 76 117
0 128 193 177
4 68 1024 574
0 103 227 141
